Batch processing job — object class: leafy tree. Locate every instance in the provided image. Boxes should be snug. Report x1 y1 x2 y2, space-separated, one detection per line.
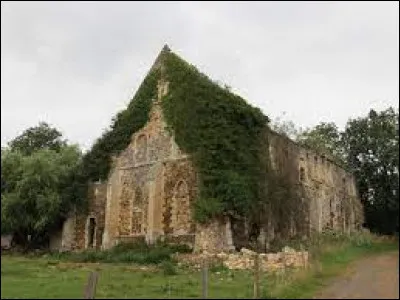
342 107 399 234
297 122 346 165
1 145 83 248
8 122 66 155
270 113 301 140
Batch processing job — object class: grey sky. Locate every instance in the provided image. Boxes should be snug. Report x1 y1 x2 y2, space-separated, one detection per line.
1 1 399 151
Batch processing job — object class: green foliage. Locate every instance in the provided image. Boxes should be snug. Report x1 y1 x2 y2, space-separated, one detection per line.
75 49 270 223
1 145 83 247
82 69 160 181
265 170 308 245
161 52 269 220
270 113 302 140
297 122 346 166
1 149 24 195
8 122 67 156
193 197 224 223
49 240 189 264
342 107 399 234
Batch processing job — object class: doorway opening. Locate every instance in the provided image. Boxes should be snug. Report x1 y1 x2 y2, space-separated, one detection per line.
87 217 96 248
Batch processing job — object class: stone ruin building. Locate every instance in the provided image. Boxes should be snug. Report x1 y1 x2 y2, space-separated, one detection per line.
50 46 364 253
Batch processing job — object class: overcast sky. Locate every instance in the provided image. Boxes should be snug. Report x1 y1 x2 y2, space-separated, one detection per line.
1 1 399 151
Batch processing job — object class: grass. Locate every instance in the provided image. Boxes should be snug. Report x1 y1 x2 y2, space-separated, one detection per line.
263 230 399 299
46 240 192 264
1 231 398 299
1 256 259 299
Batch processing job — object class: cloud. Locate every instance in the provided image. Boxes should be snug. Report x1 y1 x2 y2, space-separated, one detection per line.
1 1 398 150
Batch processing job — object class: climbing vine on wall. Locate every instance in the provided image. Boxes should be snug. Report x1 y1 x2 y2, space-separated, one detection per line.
161 52 269 222
79 49 303 231
82 69 161 182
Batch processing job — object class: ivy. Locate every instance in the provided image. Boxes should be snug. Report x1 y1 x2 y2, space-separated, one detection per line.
80 49 271 223
82 68 161 181
161 52 269 221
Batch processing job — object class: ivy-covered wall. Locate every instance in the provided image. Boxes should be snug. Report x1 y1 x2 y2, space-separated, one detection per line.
81 47 269 227
161 52 269 223
81 68 161 182
74 46 363 252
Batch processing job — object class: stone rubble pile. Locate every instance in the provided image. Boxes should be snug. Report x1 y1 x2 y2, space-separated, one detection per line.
222 247 308 271
175 246 309 272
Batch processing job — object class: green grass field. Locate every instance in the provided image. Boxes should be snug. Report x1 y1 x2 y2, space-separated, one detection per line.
1 232 398 299
1 256 264 299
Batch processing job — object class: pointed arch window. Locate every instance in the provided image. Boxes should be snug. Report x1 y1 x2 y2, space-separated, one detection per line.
131 187 144 234
171 180 191 234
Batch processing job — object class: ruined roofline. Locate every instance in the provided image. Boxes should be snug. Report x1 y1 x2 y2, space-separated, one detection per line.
139 46 351 175
267 127 353 175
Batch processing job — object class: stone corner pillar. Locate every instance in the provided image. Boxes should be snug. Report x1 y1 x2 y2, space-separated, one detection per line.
194 216 234 253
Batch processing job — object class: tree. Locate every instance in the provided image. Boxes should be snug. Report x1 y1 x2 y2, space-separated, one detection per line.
297 122 346 165
342 107 399 234
1 146 83 248
8 122 66 155
270 113 302 140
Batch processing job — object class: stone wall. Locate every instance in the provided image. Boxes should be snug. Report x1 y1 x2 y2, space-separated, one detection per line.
59 215 76 250
50 215 76 251
162 159 197 237
100 80 199 250
175 247 308 273
193 217 235 253
101 166 120 249
266 129 363 241
1 234 13 250
74 182 107 250
223 247 308 271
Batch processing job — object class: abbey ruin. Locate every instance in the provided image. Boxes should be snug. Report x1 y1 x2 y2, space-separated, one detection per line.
50 46 364 253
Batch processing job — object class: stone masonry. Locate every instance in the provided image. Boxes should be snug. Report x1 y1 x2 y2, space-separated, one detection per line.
174 246 308 273
54 46 364 253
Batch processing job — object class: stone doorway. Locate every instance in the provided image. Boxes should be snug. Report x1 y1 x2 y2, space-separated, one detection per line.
86 217 96 249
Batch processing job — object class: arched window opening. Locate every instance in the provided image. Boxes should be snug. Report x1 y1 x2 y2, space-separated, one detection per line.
86 217 96 249
172 180 191 234
131 187 144 234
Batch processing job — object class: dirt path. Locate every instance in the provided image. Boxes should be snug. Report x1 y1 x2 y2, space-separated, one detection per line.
314 251 399 299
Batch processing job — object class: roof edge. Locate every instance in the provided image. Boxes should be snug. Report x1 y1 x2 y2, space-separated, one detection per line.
148 44 172 74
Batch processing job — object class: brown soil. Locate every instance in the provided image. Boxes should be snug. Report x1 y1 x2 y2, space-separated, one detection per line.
314 251 399 299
